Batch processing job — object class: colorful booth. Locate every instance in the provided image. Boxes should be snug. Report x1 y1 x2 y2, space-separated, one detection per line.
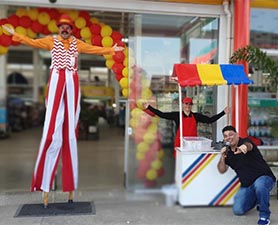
172 63 253 206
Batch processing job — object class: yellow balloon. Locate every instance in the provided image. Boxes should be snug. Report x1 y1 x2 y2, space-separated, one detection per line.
0 46 8 55
143 132 155 144
123 57 128 67
16 8 27 17
48 20 58 33
80 27 91 39
124 48 129 56
84 38 91 44
15 26 27 36
141 88 153 99
131 108 143 118
157 149 164 159
27 28 37 38
75 17 86 29
129 118 137 128
120 77 128 89
136 152 145 160
122 67 128 77
68 10 79 21
102 36 113 47
137 142 149 153
2 24 14 36
100 25 112 37
90 17 99 24
151 159 162 170
0 27 2 36
146 169 157 180
38 12 50 25
136 98 146 110
103 54 112 59
122 88 129 98
105 59 115 69
27 8 39 20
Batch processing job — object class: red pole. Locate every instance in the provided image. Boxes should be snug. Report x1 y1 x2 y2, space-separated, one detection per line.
233 0 250 137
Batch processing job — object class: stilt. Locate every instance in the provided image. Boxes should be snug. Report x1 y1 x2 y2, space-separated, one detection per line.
68 191 73 203
43 192 49 208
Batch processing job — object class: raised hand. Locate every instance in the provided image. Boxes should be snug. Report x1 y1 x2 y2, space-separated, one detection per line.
2 25 15 35
113 43 124 52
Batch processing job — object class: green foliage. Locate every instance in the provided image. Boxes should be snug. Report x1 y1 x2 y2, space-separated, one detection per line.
230 45 278 91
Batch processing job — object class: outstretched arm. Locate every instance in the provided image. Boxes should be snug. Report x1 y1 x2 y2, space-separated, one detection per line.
77 40 124 55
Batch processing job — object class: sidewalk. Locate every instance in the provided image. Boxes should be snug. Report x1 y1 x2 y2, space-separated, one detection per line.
0 188 277 225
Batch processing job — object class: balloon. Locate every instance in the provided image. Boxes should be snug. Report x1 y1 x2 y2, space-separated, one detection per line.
113 51 125 63
27 8 39 20
122 88 129 98
137 142 149 153
90 23 101 35
90 17 99 24
80 27 91 39
157 167 165 177
0 27 2 35
112 63 124 74
122 67 128 77
151 159 162 170
0 35 12 47
119 77 128 89
105 59 115 69
123 57 128 67
0 45 8 54
68 10 79 21
38 12 51 25
114 40 125 47
79 10 91 21
16 8 27 17
31 21 43 33
18 16 32 28
146 169 157 180
102 36 113 47
84 38 91 44
15 26 27 36
103 54 112 59
144 180 157 188
141 88 153 99
75 17 86 29
111 31 122 41
48 20 59 33
100 25 112 37
7 15 19 27
91 35 102 46
2 24 13 36
41 25 51 35
27 28 37 38
115 73 123 81
136 152 145 161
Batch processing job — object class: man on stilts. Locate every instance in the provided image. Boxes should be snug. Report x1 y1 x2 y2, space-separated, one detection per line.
2 14 124 208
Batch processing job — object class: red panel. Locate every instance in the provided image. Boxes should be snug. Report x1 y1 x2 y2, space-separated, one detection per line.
173 64 202 87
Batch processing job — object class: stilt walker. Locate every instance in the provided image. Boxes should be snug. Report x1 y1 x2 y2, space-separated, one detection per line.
2 14 124 208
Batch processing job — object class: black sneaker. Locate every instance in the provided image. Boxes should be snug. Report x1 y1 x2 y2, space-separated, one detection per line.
257 217 270 225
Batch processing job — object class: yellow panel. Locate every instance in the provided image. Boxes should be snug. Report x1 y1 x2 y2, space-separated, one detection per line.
196 64 227 85
251 0 278 9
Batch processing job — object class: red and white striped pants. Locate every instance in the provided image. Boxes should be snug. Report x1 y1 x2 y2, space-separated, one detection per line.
31 68 80 192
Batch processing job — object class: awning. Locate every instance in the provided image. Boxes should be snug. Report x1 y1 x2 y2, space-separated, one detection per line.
172 64 253 87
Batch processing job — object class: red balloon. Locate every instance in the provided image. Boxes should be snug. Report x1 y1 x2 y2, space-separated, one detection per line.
0 18 8 25
11 40 21 46
91 35 102 46
7 15 19 27
111 31 122 41
31 21 43 33
90 23 101 35
114 40 125 47
112 51 125 63
0 35 12 47
79 11 91 22
112 63 124 74
19 16 32 28
41 25 50 35
115 73 123 81
48 8 59 20
157 167 165 177
73 28 81 39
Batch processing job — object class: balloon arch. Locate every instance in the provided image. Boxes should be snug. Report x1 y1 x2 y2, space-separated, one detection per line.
0 7 165 187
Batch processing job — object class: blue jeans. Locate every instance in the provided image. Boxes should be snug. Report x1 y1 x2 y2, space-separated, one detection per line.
233 175 275 219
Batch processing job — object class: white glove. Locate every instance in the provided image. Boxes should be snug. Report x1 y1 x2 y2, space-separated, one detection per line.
113 43 124 52
2 25 15 35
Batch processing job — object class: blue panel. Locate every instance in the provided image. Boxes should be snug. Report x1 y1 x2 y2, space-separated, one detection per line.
220 64 254 85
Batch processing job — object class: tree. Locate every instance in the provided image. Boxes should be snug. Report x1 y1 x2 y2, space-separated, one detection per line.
230 45 278 92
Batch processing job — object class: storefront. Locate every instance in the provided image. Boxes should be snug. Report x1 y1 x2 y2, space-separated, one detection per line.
0 1 277 192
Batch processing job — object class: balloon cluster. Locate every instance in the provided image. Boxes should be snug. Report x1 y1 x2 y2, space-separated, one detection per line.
0 7 129 97
129 66 165 187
